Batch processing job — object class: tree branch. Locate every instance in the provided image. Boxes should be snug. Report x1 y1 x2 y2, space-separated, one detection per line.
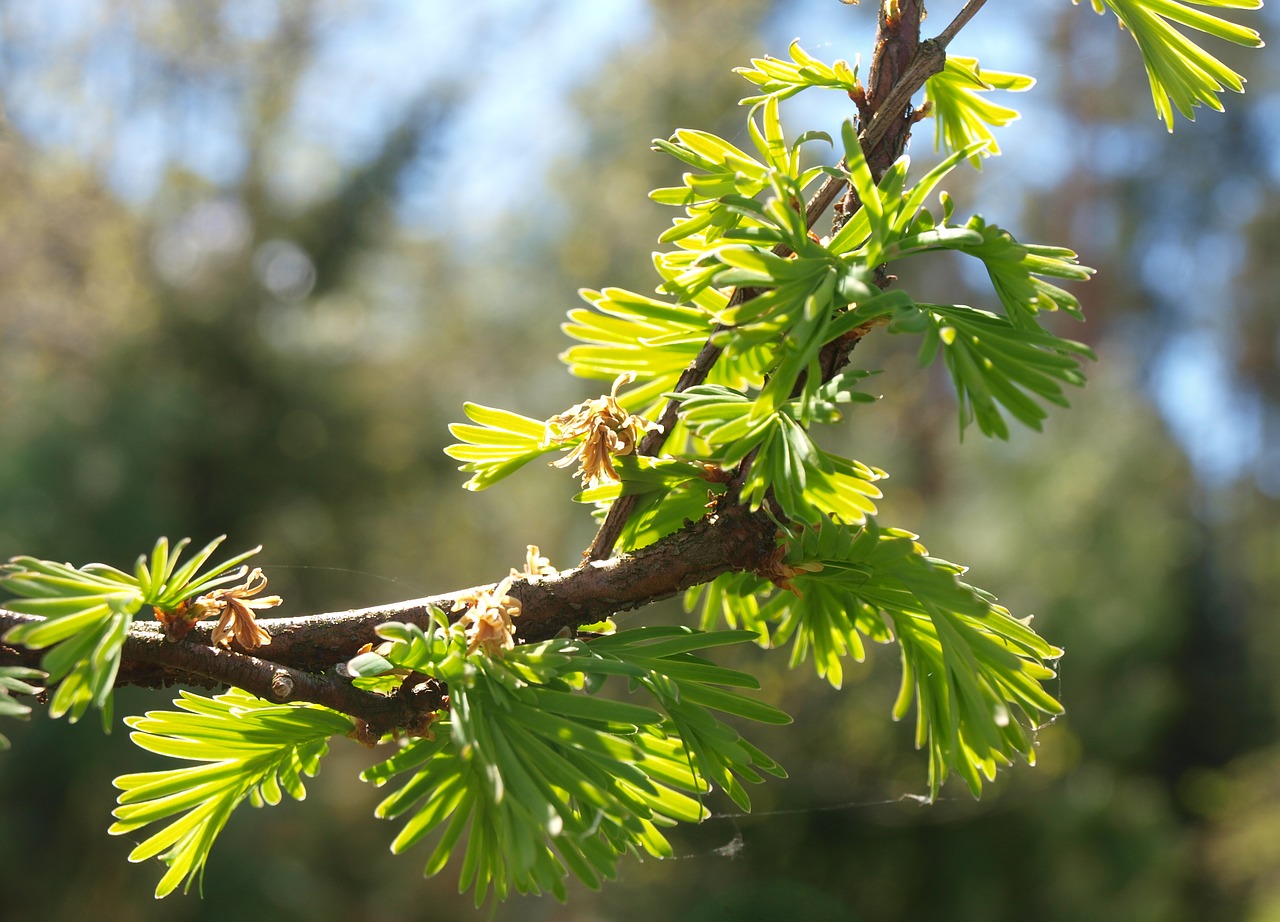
0 503 777 729
0 0 990 735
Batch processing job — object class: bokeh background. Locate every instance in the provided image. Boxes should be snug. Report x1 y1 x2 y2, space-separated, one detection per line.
1 1 1278 919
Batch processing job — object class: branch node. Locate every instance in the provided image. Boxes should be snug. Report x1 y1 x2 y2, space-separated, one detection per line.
269 670 295 700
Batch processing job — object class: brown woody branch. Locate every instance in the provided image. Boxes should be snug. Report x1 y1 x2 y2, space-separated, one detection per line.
1 503 777 730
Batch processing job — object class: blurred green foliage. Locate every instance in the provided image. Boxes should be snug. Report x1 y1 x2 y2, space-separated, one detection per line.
1 0 1278 919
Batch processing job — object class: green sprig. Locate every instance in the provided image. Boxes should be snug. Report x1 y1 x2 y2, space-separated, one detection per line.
353 619 786 902
0 665 45 748
733 40 861 105
444 403 559 491
923 56 1034 165
689 521 1063 797
1076 0 1264 129
892 302 1095 439
109 688 353 897
1 537 261 725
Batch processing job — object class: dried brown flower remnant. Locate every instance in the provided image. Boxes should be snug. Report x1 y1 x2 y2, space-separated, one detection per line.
516 544 557 580
452 575 521 656
445 546 550 658
186 568 281 650
546 372 662 486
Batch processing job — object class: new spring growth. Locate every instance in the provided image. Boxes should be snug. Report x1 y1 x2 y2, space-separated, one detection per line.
756 542 824 598
545 372 662 486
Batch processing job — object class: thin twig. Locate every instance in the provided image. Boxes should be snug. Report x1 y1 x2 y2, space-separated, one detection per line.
860 38 945 156
934 0 990 51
